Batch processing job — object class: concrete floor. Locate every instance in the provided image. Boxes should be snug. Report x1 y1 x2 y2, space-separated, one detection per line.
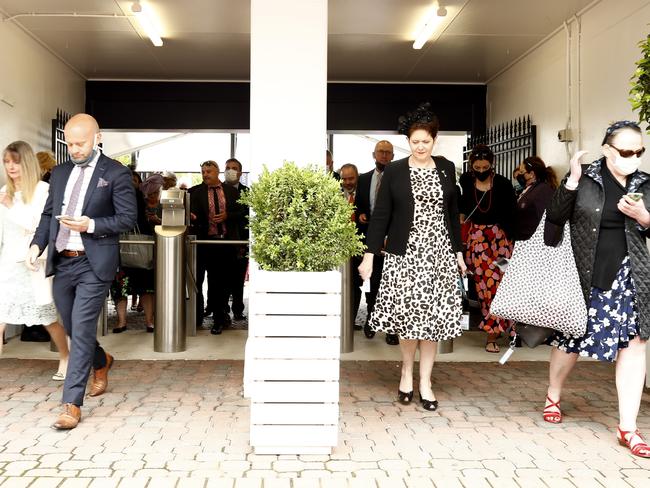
2 328 555 363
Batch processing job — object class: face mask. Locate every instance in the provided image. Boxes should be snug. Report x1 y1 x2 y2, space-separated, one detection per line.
612 154 642 176
224 169 239 184
71 134 99 166
474 170 491 182
516 175 527 187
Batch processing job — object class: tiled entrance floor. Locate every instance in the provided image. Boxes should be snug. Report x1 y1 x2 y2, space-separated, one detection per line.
0 359 649 487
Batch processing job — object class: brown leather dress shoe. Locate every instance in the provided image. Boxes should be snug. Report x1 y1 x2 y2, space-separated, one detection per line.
89 352 113 397
52 403 81 430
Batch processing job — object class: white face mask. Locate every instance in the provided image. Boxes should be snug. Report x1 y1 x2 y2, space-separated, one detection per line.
613 154 642 176
224 169 239 184
71 133 99 166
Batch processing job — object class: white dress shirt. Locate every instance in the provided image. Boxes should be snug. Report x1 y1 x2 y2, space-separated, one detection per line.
60 151 100 250
369 168 382 214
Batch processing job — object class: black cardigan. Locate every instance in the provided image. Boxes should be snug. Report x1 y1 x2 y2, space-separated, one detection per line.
513 181 555 241
545 158 650 340
366 156 462 255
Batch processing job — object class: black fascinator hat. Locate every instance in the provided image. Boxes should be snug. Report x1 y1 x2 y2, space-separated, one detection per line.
397 102 440 137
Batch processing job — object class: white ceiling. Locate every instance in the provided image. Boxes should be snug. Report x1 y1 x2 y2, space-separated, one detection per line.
0 0 596 82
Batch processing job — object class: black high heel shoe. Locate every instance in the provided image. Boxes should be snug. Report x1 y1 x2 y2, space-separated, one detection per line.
419 393 439 411
397 390 414 405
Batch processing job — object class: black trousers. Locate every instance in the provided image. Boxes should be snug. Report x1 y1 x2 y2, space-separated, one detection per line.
365 254 384 324
225 254 248 317
196 241 236 327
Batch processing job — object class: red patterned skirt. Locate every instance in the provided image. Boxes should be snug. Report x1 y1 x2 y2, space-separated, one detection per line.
464 223 514 337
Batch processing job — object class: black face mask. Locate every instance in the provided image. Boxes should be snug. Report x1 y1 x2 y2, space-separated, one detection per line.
474 170 491 182
516 175 527 187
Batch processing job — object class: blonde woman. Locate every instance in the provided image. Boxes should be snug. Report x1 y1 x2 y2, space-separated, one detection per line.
0 141 69 379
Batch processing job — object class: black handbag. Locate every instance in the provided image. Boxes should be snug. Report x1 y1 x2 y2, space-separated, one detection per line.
516 323 554 348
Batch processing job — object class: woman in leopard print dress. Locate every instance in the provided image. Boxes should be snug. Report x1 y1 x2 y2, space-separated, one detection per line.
359 104 466 411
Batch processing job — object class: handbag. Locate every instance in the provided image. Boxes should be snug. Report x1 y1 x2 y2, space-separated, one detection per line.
119 225 154 270
516 323 554 348
490 212 587 338
461 190 487 244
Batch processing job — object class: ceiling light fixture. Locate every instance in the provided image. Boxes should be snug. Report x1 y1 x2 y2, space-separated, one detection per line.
131 1 163 47
412 4 448 50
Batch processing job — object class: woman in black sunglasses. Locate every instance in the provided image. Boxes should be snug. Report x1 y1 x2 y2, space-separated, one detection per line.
543 120 650 458
459 144 516 353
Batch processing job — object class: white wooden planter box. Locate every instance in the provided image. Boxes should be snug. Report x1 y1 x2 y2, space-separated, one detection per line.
245 266 341 455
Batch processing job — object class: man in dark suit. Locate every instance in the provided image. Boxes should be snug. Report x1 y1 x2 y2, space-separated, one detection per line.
340 163 363 327
223 158 249 321
355 140 399 345
27 113 137 429
189 160 244 335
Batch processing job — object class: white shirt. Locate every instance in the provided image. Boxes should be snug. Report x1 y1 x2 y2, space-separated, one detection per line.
60 151 100 250
369 168 383 214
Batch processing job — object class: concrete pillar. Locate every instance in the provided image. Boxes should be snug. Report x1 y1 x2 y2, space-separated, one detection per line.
245 0 328 402
249 0 328 175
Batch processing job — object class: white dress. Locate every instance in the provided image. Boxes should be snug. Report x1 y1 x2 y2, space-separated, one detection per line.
0 182 57 326
369 167 463 341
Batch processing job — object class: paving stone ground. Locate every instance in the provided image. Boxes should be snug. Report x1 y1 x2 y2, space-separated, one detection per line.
0 359 649 487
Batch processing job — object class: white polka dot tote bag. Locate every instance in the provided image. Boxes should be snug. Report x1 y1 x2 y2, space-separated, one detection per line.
490 213 587 338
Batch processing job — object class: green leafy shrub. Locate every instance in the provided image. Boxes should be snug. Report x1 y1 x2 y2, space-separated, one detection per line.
630 32 650 132
239 161 365 272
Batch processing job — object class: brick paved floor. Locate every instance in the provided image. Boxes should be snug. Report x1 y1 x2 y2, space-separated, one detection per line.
0 359 649 487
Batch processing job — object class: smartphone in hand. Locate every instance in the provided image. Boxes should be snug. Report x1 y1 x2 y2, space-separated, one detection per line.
56 215 83 223
626 192 643 202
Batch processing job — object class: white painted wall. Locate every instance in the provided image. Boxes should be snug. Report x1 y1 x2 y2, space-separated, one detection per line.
487 0 650 174
0 21 85 185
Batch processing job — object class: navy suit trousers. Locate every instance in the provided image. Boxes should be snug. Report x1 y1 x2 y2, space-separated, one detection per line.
53 255 110 406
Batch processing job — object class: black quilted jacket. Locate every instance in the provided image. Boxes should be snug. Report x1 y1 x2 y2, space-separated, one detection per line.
545 158 650 340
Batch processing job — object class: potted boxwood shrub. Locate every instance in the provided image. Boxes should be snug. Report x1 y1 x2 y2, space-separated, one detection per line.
630 32 650 132
239 161 364 455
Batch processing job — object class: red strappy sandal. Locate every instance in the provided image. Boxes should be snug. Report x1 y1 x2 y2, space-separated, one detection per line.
543 396 562 424
617 427 650 458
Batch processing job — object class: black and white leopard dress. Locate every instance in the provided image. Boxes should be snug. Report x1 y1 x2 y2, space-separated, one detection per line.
369 166 463 341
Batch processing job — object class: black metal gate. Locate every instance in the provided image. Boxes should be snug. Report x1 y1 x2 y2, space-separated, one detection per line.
51 109 71 164
463 116 537 178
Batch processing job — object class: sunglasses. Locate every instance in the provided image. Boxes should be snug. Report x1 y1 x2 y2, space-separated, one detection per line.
610 145 646 158
472 151 492 160
201 161 218 168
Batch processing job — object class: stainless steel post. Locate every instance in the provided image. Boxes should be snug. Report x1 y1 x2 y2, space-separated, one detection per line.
340 259 354 353
437 339 453 354
186 234 197 337
154 226 186 352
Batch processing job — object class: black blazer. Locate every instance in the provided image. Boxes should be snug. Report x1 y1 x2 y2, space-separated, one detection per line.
231 182 249 241
366 156 462 255
355 168 376 240
189 183 244 239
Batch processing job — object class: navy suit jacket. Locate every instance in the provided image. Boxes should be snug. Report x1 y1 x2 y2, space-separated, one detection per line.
32 154 137 281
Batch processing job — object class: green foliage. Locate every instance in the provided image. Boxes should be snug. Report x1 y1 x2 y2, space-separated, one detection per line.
239 161 365 272
115 154 132 166
630 32 650 133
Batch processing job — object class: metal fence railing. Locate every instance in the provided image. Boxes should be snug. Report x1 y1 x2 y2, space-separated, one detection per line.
463 116 537 179
51 109 71 164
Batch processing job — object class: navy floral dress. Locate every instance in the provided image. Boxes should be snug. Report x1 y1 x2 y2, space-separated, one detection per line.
549 256 638 362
